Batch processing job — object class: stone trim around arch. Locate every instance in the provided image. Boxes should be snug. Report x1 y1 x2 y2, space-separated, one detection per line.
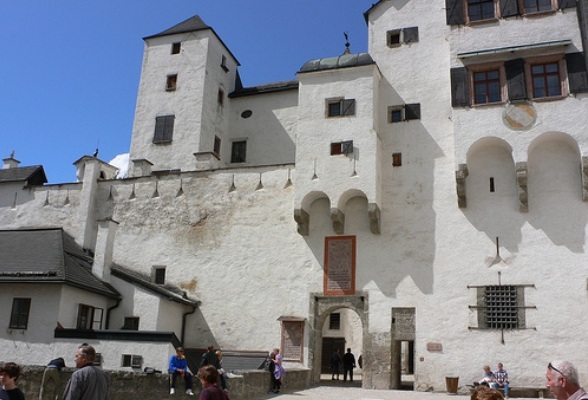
308 293 371 387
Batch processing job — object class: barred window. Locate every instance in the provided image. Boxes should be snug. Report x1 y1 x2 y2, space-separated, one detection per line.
476 285 525 329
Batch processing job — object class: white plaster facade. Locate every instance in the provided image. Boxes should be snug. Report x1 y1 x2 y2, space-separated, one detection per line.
1 0 588 393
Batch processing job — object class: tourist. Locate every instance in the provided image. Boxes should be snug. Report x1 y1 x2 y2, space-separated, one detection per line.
474 365 495 387
342 348 356 382
40 357 66 400
546 360 588 400
0 362 25 400
214 350 228 392
273 348 285 393
62 345 109 400
197 365 228 400
168 347 194 396
493 363 509 398
331 349 341 380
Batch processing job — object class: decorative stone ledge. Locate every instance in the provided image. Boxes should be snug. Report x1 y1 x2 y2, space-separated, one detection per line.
330 208 345 234
516 162 528 212
294 208 310 236
455 164 469 208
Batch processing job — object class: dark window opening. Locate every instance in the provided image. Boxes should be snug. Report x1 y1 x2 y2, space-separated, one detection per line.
490 177 495 192
389 103 421 122
387 30 401 47
531 62 561 98
221 55 229 72
171 42 181 55
390 108 403 123
330 140 353 156
122 317 140 331
468 0 496 21
524 0 553 13
327 99 355 117
474 70 501 104
166 74 177 92
477 285 524 330
153 115 175 144
329 313 341 330
213 136 221 157
10 298 31 329
392 153 402 167
231 140 247 163
76 304 103 330
154 267 166 284
218 88 225 106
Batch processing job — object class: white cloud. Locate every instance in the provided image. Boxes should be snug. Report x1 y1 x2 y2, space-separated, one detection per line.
109 153 130 179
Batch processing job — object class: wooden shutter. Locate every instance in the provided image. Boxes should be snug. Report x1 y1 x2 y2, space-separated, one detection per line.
566 52 588 93
163 116 174 141
342 99 356 116
450 67 470 107
445 0 465 25
558 0 576 9
154 117 165 143
403 27 419 43
500 0 520 17
405 103 421 120
505 58 527 101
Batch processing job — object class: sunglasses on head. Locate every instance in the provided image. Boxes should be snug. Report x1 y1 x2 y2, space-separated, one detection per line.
548 362 565 378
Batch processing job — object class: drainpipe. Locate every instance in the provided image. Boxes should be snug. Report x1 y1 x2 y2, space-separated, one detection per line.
105 298 121 329
181 294 197 344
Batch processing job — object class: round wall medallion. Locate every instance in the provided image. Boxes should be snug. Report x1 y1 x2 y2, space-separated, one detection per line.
241 110 253 119
502 102 537 131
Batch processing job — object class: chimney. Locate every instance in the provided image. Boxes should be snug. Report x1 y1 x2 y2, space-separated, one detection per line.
92 218 119 282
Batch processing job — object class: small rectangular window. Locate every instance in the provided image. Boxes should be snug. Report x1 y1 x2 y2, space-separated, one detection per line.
329 313 341 330
76 304 103 330
166 74 178 91
389 104 421 122
327 99 355 117
153 266 166 284
122 355 142 368
330 141 353 156
531 62 562 98
490 177 495 192
231 140 247 163
153 115 175 144
122 317 140 331
392 153 402 167
214 136 222 157
10 298 31 329
468 0 496 22
218 88 225 106
524 0 554 13
221 55 229 72
477 285 525 330
171 42 181 54
473 69 502 104
387 30 401 47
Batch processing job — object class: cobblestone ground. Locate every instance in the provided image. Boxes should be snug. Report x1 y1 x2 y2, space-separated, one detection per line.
256 386 533 400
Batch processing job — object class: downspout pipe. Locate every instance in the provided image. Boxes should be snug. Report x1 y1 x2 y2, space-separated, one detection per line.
181 303 197 344
105 298 121 329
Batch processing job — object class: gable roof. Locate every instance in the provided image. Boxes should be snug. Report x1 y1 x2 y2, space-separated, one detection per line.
110 264 198 307
0 228 120 299
143 15 240 66
0 165 47 185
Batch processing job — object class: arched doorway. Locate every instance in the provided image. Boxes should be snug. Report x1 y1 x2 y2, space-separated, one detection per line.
309 294 368 387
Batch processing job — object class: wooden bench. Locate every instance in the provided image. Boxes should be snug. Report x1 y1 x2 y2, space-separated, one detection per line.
470 384 551 398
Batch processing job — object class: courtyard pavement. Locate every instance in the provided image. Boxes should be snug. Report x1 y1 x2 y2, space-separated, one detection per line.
256 386 535 400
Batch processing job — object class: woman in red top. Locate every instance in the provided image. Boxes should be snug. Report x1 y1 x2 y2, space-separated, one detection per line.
198 365 228 400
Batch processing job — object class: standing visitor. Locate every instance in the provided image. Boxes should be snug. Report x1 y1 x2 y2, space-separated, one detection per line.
342 348 356 382
40 357 66 400
62 345 109 400
331 349 341 380
273 348 285 393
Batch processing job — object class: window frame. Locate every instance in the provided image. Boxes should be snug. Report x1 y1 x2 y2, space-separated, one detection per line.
520 0 557 15
468 62 506 106
525 55 567 101
329 313 341 330
466 0 499 24
76 304 103 330
330 140 353 156
326 98 356 118
153 115 175 144
153 266 166 284
122 317 140 331
171 42 181 55
9 298 31 330
230 140 247 164
475 285 526 330
166 74 178 92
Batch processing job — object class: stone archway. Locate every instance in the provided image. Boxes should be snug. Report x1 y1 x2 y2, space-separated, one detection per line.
309 293 369 386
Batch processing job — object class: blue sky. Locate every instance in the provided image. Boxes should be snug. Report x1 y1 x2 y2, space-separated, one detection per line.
1 1 373 183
